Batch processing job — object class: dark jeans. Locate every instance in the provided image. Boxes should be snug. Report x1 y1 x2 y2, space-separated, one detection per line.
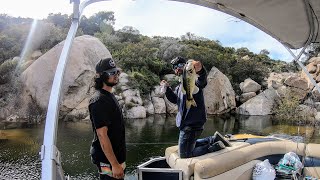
178 126 212 158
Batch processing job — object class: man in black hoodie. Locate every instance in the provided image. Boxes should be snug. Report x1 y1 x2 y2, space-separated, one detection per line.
162 57 230 158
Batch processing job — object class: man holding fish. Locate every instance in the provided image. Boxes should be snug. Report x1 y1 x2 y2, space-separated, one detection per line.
161 56 230 158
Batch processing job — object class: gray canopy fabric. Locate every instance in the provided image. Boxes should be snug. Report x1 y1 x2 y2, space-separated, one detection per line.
171 0 319 49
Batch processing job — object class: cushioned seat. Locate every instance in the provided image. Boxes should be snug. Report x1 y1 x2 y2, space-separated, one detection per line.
194 141 306 179
303 143 320 178
303 167 320 178
305 143 320 158
194 160 262 180
165 142 250 180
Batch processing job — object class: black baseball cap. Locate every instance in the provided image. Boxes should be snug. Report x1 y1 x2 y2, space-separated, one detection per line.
170 56 186 65
95 58 120 73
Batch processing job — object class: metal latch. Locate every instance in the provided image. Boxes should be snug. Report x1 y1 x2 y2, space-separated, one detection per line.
51 145 62 165
39 145 45 160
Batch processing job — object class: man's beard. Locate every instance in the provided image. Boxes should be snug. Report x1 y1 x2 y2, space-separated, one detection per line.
104 80 118 87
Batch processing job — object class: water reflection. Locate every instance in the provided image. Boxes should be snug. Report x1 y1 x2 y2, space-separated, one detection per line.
201 115 273 137
0 115 319 179
237 115 273 135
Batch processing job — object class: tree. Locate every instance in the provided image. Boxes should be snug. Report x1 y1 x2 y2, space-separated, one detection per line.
116 26 141 43
38 22 67 52
80 11 115 35
91 11 115 26
0 14 9 32
259 49 270 55
229 59 268 94
46 13 71 28
181 32 208 41
236 47 253 57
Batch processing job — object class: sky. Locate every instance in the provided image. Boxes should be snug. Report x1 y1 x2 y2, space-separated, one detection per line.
0 0 298 62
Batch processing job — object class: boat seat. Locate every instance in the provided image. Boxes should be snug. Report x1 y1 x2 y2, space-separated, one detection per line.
194 141 306 179
305 143 320 158
303 143 320 178
195 160 262 180
303 167 320 178
165 141 250 180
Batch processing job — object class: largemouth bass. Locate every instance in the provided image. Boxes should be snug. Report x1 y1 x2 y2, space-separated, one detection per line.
181 60 199 109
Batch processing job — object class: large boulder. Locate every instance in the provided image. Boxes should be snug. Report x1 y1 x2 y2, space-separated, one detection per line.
151 85 177 114
301 57 320 89
239 78 261 93
152 97 166 114
237 88 279 115
144 100 155 115
164 96 178 114
204 67 236 114
118 73 130 91
267 72 297 89
311 84 320 101
122 89 143 106
21 35 111 116
240 92 256 103
284 76 309 91
115 73 148 119
124 106 147 119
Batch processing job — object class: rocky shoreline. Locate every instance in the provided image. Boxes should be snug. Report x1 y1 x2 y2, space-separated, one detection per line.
1 35 320 125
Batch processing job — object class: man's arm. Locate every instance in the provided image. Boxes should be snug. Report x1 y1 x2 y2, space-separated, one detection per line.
96 126 124 179
194 61 207 89
165 87 178 104
161 80 178 104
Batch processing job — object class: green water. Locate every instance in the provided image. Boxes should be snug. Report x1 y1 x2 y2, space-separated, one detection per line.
0 114 319 179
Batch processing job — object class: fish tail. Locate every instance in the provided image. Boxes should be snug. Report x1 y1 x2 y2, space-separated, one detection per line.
191 99 197 107
186 99 197 109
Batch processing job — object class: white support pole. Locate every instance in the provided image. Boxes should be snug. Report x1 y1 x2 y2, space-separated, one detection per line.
40 1 80 179
40 0 112 179
284 45 320 94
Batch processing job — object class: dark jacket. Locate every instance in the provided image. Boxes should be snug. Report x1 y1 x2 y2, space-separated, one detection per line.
165 67 207 130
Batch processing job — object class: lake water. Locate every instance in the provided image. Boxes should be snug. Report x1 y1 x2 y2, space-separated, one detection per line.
0 114 319 179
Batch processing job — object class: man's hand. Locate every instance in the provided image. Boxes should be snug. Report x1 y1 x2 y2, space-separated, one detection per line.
193 60 202 73
112 163 124 179
96 127 124 179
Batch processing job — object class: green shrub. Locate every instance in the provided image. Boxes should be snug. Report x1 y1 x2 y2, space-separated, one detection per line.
274 90 300 120
0 58 18 84
128 67 160 95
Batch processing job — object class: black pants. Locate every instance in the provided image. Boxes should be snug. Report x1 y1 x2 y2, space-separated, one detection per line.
97 164 124 180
